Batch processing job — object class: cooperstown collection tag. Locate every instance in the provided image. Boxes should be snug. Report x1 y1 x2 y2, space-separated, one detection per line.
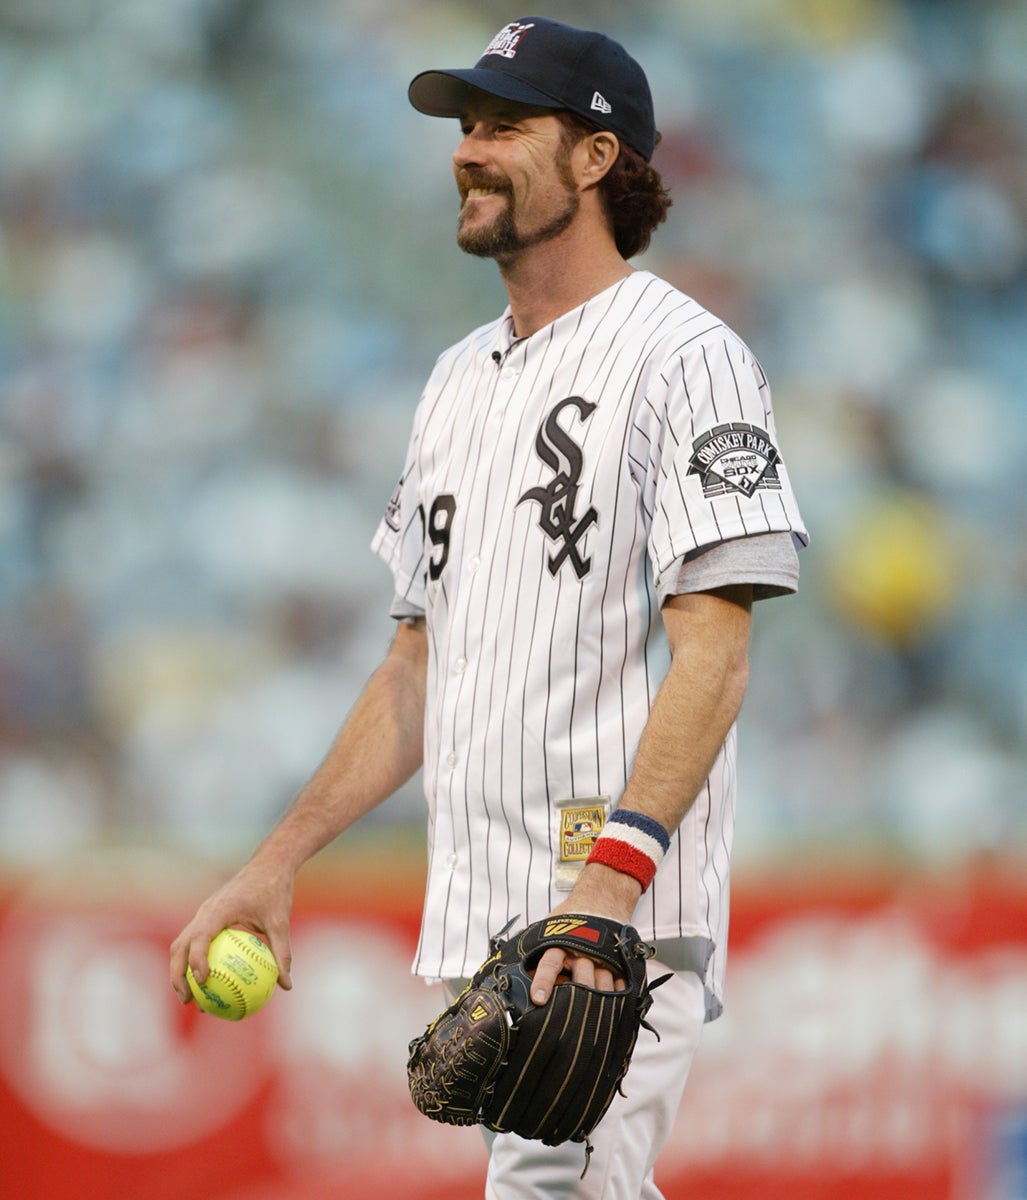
553 797 609 891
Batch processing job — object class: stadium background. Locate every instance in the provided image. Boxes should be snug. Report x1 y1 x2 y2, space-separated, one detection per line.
0 1 1025 1197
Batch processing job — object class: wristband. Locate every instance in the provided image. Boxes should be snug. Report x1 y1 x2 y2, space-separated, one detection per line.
585 808 670 892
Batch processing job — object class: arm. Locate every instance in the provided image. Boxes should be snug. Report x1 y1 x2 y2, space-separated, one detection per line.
169 617 428 1002
531 584 753 1001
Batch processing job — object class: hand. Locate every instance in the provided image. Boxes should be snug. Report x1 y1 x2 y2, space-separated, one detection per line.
529 863 643 1006
530 946 625 1005
169 859 295 1004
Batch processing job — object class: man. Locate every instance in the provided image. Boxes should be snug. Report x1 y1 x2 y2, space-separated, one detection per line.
170 17 808 1199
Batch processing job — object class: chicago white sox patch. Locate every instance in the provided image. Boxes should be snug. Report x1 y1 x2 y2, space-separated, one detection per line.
687 422 782 499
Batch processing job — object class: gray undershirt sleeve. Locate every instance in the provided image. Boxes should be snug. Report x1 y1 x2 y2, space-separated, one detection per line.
658 530 802 604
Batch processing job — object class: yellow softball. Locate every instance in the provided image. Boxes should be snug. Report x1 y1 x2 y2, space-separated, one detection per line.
187 928 279 1020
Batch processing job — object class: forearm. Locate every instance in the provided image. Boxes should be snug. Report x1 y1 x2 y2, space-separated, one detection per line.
171 618 429 1000
620 589 751 828
563 586 752 921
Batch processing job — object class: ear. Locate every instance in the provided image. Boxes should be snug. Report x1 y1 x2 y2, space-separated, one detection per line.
577 130 620 188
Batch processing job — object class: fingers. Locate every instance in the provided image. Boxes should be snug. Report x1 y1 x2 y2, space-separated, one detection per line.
170 923 292 1003
264 926 293 991
169 926 212 1004
530 946 567 1005
530 948 625 1005
588 964 626 992
169 864 296 1004
570 955 598 989
566 958 624 992
169 914 227 1003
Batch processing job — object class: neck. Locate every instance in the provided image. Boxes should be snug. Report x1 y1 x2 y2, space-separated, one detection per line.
497 224 634 338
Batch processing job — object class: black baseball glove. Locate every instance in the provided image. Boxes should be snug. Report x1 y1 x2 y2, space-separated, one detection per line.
407 914 663 1160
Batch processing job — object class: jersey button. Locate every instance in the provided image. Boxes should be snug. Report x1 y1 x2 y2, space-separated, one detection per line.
467 556 481 573
455 657 467 674
446 752 459 769
500 366 517 381
446 854 459 870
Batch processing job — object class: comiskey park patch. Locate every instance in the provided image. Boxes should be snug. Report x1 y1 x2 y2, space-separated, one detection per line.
687 422 783 499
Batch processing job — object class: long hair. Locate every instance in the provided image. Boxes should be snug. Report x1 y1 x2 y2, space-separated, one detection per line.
556 112 673 259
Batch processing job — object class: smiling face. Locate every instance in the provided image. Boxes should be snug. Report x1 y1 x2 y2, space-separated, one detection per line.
452 92 582 263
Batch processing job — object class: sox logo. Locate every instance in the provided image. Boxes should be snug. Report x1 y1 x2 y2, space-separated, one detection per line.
518 396 598 579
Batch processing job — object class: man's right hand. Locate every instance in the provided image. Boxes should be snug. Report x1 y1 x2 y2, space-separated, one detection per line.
169 860 295 1004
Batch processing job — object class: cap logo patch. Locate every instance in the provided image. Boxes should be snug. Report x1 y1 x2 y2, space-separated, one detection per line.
591 92 612 115
482 21 535 60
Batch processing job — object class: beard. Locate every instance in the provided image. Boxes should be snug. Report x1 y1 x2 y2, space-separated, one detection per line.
456 174 580 262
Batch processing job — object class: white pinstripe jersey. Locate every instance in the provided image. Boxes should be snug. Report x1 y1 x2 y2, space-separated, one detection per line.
372 271 807 1016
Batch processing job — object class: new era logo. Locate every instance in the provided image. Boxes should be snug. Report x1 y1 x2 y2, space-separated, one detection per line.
591 91 612 115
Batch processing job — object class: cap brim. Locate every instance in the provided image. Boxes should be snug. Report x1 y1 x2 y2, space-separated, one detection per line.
408 68 564 118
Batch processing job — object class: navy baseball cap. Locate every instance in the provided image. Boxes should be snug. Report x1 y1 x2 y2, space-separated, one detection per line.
408 16 657 161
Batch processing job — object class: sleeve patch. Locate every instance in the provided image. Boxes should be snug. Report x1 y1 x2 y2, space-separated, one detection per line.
687 422 782 499
383 478 403 532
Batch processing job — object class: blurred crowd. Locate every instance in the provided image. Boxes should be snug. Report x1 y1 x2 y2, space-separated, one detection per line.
1 0 1025 868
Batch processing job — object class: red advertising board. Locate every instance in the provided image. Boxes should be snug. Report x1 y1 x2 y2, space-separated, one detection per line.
1 845 1025 1200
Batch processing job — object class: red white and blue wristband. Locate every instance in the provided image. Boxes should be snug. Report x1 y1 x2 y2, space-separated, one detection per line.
585 808 670 892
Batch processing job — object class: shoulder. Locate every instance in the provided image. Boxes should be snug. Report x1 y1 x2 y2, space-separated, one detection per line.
633 272 758 364
616 274 768 409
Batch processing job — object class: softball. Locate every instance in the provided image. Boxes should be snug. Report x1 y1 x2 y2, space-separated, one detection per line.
187 928 279 1020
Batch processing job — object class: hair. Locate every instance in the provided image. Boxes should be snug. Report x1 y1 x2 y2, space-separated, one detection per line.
555 111 673 259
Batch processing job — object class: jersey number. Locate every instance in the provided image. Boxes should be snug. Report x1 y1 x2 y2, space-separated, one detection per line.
420 494 456 581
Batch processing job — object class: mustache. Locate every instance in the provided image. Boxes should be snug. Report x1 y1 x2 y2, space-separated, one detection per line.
456 169 512 199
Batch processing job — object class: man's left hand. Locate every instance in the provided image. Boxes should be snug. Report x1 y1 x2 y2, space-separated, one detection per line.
531 863 642 1004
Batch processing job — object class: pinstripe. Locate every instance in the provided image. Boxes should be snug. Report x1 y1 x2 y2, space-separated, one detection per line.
701 344 721 424
697 778 716 933
372 270 807 1008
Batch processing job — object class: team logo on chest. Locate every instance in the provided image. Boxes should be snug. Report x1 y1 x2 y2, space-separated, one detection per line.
517 396 598 580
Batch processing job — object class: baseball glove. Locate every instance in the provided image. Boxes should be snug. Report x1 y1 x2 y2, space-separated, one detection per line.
407 914 663 1159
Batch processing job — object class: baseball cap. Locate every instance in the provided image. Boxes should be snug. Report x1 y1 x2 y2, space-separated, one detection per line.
408 16 657 161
